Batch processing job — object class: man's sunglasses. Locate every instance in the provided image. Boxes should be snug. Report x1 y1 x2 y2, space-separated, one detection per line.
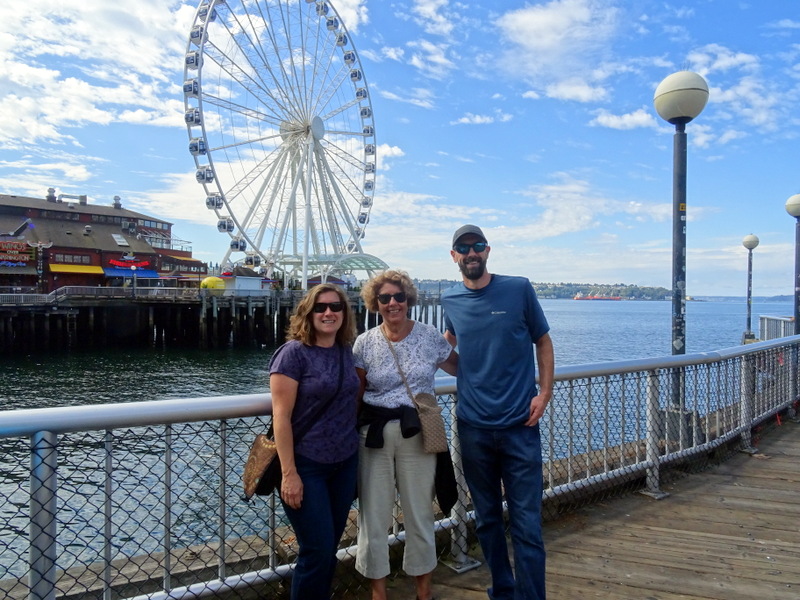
453 241 488 254
377 292 407 304
313 302 344 313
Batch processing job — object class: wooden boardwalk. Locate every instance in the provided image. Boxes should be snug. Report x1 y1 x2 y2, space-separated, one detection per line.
375 420 800 600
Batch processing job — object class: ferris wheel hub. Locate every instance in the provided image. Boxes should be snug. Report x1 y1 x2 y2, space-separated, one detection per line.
279 116 325 142
310 116 325 140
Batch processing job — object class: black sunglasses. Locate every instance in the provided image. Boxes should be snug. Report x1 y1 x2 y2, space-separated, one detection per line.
453 241 488 254
377 292 407 304
312 302 344 313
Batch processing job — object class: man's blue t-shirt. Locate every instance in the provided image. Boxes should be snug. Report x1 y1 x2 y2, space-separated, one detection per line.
441 274 549 428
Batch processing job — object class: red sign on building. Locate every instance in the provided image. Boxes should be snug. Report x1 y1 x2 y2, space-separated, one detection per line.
0 241 33 265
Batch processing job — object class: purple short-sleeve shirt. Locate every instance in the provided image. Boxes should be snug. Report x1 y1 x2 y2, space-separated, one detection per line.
269 340 359 463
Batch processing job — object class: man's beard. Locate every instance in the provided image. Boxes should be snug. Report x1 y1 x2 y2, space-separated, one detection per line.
459 257 485 280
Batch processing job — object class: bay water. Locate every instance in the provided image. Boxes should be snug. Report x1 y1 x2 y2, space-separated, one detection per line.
0 299 792 410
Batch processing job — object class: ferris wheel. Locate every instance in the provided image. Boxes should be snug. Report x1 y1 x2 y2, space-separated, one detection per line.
182 0 376 284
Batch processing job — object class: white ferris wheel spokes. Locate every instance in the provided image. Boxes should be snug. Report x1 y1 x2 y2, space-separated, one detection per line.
182 0 376 283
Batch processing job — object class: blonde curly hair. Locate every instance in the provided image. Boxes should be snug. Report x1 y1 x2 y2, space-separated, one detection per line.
360 269 418 312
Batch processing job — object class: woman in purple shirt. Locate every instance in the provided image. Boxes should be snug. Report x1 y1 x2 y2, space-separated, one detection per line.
269 283 359 600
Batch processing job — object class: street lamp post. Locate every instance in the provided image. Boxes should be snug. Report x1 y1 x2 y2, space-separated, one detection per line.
786 194 800 335
741 234 759 343
654 71 709 355
785 195 800 421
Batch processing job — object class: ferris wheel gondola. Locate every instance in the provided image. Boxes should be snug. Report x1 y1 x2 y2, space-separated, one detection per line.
182 0 376 286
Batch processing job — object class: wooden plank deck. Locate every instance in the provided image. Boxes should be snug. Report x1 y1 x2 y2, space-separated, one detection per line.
375 421 800 599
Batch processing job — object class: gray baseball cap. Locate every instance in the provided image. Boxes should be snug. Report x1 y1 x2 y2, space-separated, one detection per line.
452 224 487 246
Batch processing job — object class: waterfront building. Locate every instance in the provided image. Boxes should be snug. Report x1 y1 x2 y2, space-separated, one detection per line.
0 189 207 292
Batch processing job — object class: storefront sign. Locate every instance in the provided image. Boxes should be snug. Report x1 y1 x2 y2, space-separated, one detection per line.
0 241 33 263
108 258 151 268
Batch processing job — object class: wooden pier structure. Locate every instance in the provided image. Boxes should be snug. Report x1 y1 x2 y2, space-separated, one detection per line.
377 419 800 600
0 288 445 355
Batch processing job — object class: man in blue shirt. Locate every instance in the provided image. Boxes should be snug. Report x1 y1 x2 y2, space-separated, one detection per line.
442 224 554 600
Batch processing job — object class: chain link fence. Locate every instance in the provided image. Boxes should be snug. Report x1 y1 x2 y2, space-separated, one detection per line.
2 339 798 600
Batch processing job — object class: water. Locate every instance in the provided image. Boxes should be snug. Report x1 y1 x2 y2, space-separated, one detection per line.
0 347 274 410
0 299 792 410
544 298 792 365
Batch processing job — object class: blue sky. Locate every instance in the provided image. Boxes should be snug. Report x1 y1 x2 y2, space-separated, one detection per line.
1 0 799 296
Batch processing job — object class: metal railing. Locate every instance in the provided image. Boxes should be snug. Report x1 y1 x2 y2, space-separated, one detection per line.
760 314 796 340
1 336 798 600
0 287 289 305
0 294 50 306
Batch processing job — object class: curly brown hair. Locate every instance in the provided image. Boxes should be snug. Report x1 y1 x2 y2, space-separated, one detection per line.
360 269 418 312
287 284 356 346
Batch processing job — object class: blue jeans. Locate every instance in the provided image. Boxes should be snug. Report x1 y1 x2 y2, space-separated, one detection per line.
458 421 546 600
281 452 358 600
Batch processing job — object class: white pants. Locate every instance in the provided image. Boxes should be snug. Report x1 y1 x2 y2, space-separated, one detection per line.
356 421 437 578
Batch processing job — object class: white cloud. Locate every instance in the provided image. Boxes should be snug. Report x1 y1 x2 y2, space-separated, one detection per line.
494 0 619 89
765 19 800 30
407 39 456 79
710 76 782 130
545 79 609 102
684 123 713 149
0 1 189 148
688 43 759 75
127 170 216 226
0 155 98 196
508 172 693 242
450 111 513 125
381 47 406 61
717 129 747 145
411 0 455 37
379 88 436 109
590 108 657 129
330 0 369 33
662 24 691 44
376 144 404 171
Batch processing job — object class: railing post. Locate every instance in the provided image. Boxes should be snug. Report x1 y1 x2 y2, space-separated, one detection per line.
218 420 228 579
641 370 668 499
739 356 758 454
104 430 114 600
789 344 799 421
30 431 58 600
442 408 480 573
163 425 174 591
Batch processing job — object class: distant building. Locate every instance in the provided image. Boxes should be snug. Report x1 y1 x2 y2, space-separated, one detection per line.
0 188 207 292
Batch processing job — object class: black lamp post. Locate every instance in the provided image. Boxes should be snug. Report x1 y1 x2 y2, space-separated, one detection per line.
786 194 800 335
654 71 709 355
741 234 759 343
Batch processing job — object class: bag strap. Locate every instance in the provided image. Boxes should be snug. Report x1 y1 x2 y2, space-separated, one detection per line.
270 344 345 443
380 325 416 405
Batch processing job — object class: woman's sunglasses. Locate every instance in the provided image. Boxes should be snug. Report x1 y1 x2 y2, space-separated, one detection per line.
453 242 488 254
313 302 344 313
377 292 407 304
